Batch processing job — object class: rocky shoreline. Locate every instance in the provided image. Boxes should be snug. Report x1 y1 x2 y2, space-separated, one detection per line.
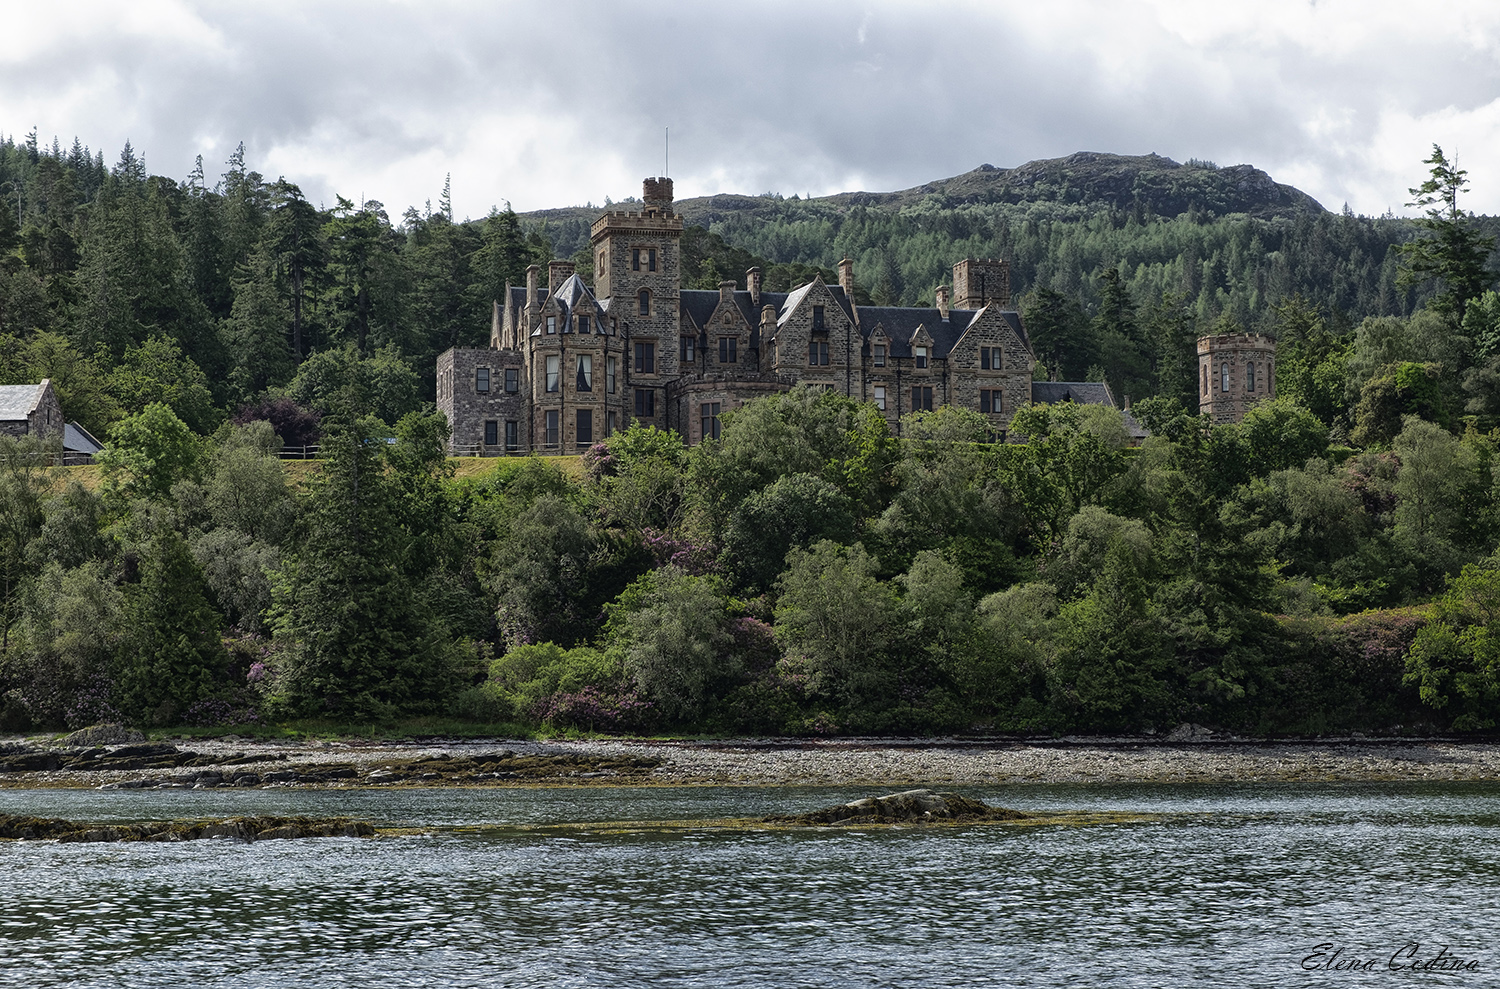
6 731 1500 788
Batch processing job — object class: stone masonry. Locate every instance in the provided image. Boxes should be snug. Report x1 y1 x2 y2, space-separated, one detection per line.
1197 333 1276 424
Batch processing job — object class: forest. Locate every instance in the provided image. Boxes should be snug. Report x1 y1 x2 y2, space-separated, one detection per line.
4 133 1500 736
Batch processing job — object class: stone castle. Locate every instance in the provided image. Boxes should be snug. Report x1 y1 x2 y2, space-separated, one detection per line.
437 177 1262 454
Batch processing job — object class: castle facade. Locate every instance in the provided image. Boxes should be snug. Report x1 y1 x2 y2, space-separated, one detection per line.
437 177 1129 455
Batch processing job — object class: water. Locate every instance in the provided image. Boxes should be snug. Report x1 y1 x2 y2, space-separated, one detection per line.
2 783 1498 987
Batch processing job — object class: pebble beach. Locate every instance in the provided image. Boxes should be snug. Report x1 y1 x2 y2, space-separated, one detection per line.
9 734 1500 788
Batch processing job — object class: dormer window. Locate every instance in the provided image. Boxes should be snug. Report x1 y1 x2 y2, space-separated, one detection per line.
638 290 650 316
812 305 825 331
546 316 556 334
915 346 928 369
873 344 886 367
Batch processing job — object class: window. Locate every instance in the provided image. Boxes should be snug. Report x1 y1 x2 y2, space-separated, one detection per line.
647 248 657 272
607 356 618 394
914 346 929 369
577 409 593 446
576 354 593 391
980 389 1004 414
607 412 618 437
545 355 559 392
504 368 518 393
483 420 498 445
544 410 559 447
700 402 722 442
475 367 490 393
632 248 641 271
634 388 655 418
980 346 1002 370
873 344 886 367
1202 365 1208 395
912 385 934 411
680 336 695 363
638 290 650 316
873 385 886 411
808 340 829 366
812 305 825 331
505 420 518 450
1247 362 1256 392
719 336 737 364
1221 363 1229 392
546 315 556 334
634 341 655 374
578 315 590 334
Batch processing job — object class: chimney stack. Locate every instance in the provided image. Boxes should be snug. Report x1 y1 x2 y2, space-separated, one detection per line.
526 264 540 308
548 260 575 294
838 258 855 300
935 284 950 318
747 267 762 306
720 280 736 305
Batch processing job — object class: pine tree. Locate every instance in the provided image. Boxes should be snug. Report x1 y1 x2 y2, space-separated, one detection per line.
1398 145 1496 326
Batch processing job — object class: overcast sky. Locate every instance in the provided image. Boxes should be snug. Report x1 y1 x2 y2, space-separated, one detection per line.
4 0 1500 219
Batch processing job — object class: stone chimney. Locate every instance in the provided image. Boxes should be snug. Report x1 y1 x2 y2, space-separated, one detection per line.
747 267 762 306
760 305 778 369
548 261 575 295
720 280 736 305
525 264 540 308
643 176 674 214
935 284 950 318
491 299 503 348
838 258 855 299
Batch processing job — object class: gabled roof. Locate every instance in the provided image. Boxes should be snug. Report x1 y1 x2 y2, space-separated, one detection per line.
1031 381 1116 407
0 383 47 422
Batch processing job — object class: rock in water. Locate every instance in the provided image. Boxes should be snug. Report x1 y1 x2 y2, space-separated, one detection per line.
768 789 1027 825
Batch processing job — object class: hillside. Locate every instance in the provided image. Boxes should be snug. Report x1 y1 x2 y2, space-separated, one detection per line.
518 152 1330 259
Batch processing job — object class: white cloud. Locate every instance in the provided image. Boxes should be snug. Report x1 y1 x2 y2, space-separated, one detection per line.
3 0 1500 217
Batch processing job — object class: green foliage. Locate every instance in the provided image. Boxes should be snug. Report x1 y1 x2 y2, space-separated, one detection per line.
1398 145 1496 326
1406 565 1500 729
116 527 230 726
99 401 203 500
285 343 420 424
774 541 896 705
722 473 854 593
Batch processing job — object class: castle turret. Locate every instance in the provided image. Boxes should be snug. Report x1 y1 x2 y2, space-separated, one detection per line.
952 258 1010 309
1198 333 1276 424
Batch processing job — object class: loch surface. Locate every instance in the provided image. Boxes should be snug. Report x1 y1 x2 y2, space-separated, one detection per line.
1 783 1497 987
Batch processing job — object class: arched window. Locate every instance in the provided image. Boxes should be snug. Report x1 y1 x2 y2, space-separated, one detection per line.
1220 363 1229 392
1247 362 1256 392
1202 365 1208 394
638 289 650 316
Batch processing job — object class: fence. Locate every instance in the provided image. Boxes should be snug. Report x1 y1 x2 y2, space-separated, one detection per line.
276 445 321 460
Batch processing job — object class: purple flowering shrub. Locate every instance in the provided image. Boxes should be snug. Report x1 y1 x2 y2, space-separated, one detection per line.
532 686 653 733
640 527 718 575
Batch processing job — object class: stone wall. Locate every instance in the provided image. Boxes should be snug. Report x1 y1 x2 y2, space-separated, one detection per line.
1197 333 1276 424
770 280 859 397
945 310 1032 433
437 348 529 454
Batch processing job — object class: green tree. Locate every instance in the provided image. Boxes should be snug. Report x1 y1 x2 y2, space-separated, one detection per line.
116 527 230 725
773 540 896 705
0 435 53 653
1398 145 1495 326
1405 563 1500 729
98 401 202 500
603 567 735 723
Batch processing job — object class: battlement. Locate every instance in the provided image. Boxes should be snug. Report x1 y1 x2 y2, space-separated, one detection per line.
1198 333 1275 354
591 210 685 237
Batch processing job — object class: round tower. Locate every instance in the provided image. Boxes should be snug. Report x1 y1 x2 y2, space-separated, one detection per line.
1197 333 1275 424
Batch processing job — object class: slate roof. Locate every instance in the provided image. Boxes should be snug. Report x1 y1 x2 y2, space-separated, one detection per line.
1030 381 1116 406
0 383 46 421
64 422 103 454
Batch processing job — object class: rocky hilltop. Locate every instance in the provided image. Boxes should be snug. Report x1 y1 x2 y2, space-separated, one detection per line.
520 152 1327 231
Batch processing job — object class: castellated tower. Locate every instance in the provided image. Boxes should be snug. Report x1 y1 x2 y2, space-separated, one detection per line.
1197 333 1276 424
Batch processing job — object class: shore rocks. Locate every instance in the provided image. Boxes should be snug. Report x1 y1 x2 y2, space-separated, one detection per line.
0 813 376 842
767 789 1029 825
60 723 146 747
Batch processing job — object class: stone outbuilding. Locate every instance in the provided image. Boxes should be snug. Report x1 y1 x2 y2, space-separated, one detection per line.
0 380 63 439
